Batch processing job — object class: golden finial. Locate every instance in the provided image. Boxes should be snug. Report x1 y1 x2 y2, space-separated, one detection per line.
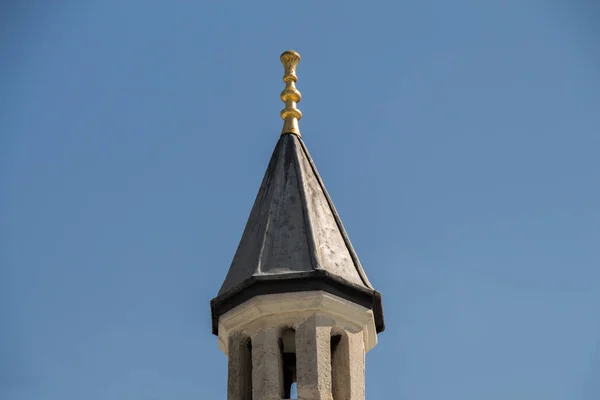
280 50 302 136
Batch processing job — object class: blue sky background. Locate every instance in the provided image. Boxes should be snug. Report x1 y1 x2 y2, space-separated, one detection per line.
1 1 600 399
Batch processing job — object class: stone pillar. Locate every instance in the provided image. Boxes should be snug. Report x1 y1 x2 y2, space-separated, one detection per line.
227 332 253 400
252 328 283 400
296 315 333 400
331 331 365 400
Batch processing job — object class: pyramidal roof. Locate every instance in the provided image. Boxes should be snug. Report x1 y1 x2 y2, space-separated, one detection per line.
210 51 384 335
219 132 374 294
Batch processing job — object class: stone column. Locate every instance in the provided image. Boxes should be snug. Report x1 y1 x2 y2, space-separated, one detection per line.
227 332 252 400
331 331 365 400
252 327 283 400
296 315 333 400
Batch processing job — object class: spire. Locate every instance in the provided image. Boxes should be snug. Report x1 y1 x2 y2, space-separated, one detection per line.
280 50 302 136
210 50 384 337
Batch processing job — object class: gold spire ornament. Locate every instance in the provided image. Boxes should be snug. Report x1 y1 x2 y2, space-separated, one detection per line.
280 50 302 136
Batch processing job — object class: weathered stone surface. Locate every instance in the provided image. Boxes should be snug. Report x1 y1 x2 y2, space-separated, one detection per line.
332 331 365 400
251 328 283 400
296 315 334 400
218 291 377 356
222 293 371 400
227 332 252 400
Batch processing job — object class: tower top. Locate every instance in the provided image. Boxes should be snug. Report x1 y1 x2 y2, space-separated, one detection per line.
213 50 384 400
280 50 302 136
210 50 384 338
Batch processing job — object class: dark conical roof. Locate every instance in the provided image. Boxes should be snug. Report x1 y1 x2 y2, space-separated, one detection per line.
210 133 384 335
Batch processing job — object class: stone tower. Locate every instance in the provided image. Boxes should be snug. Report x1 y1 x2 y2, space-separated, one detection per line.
210 50 385 400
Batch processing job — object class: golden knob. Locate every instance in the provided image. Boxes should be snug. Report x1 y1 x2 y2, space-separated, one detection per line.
280 50 302 136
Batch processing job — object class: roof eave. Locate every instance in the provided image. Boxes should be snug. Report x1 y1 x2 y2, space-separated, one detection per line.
210 271 385 336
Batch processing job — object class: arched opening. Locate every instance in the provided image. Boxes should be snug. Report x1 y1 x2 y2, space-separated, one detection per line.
279 328 297 399
290 382 297 398
241 337 253 400
330 332 344 399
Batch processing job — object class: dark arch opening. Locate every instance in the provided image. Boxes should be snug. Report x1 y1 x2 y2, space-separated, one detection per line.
242 337 253 400
330 333 344 399
279 328 297 398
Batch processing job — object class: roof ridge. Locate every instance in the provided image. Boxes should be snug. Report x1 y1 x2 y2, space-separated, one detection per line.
291 135 320 273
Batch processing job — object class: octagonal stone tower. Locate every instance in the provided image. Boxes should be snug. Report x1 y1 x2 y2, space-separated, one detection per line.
210 50 385 400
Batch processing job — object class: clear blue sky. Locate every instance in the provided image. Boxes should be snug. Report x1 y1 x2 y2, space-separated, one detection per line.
1 1 599 399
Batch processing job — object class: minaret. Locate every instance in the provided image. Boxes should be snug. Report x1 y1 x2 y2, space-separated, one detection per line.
210 50 385 400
